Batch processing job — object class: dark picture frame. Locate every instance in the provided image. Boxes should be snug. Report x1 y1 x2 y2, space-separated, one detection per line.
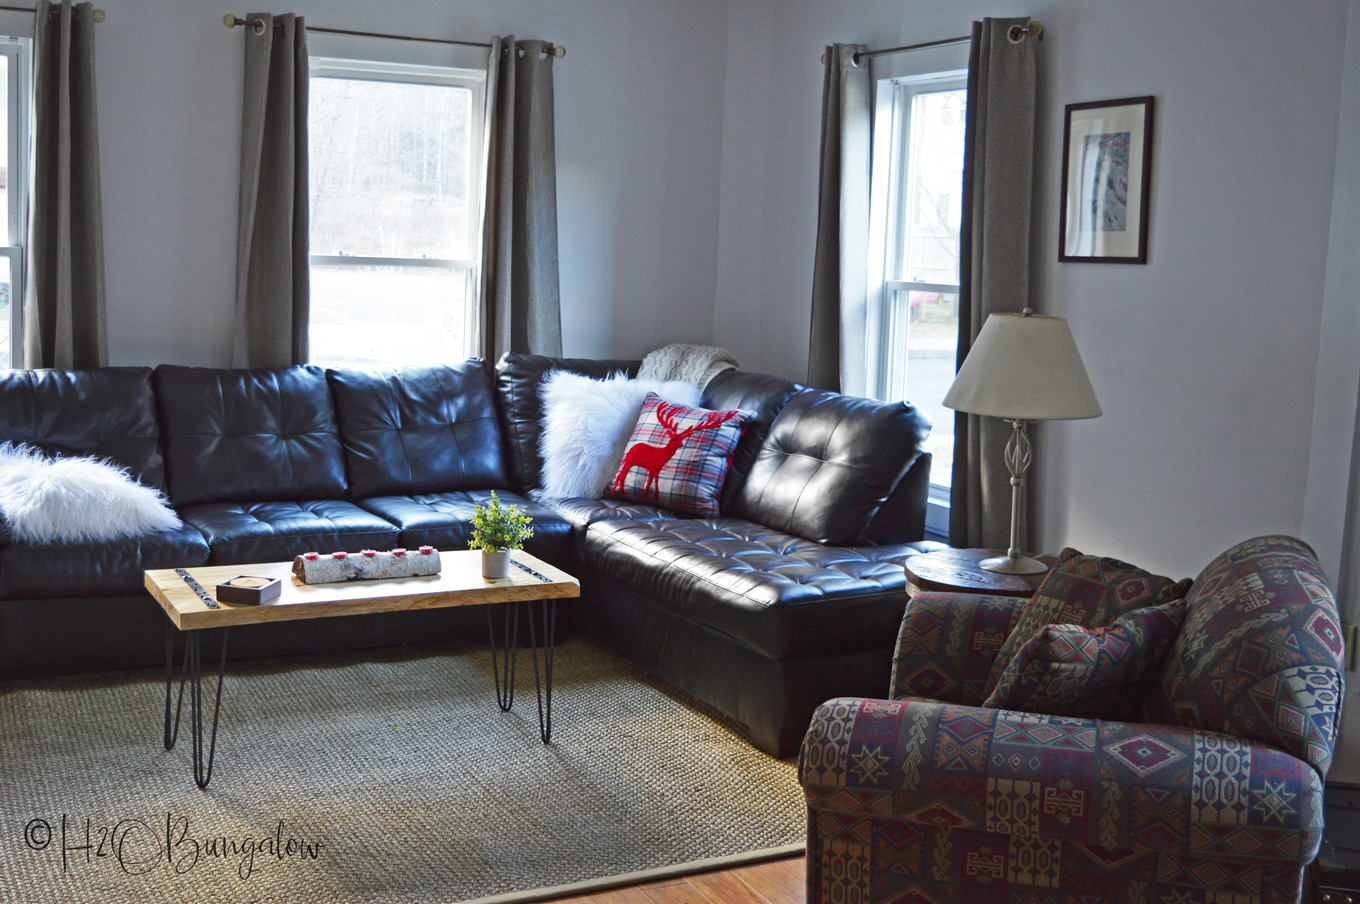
1059 95 1154 263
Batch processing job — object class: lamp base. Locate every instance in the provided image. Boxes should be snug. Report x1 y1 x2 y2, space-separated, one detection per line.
978 553 1048 575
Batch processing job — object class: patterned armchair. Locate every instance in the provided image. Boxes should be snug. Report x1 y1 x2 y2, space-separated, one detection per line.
799 536 1345 904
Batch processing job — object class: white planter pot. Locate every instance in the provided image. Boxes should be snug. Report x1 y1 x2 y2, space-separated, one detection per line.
482 549 510 580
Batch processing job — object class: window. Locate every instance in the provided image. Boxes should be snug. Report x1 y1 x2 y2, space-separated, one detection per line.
308 58 485 368
0 37 30 368
867 62 967 534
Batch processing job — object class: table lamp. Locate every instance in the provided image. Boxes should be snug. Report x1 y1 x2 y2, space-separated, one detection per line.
942 308 1102 574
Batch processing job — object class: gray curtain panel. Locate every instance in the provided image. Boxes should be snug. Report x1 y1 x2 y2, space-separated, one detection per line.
477 36 562 361
27 0 106 369
807 43 871 396
950 18 1036 550
231 12 308 368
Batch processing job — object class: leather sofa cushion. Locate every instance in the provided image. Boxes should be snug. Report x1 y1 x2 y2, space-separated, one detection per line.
732 389 931 545
0 367 166 489
156 365 349 507
494 352 638 491
583 517 946 659
179 500 398 565
358 491 572 566
701 370 802 511
0 524 210 599
327 362 510 499
538 495 677 534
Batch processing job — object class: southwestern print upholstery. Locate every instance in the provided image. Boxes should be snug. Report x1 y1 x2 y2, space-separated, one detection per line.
985 548 1192 698
800 537 1341 904
801 698 1324 904
890 592 1024 706
982 597 1186 720
1146 535 1345 777
609 393 748 517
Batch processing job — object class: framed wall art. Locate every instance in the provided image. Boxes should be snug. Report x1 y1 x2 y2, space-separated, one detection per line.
1059 95 1154 263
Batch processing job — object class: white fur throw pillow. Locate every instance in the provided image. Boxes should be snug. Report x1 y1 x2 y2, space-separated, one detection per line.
539 372 701 499
0 443 182 543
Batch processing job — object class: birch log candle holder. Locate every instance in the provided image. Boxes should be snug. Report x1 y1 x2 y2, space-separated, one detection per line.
292 547 441 584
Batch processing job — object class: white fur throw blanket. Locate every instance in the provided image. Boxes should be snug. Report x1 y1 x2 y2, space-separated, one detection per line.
637 344 739 389
539 372 701 499
0 443 182 543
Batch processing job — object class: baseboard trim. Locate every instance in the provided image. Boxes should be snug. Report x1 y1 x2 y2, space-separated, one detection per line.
458 842 807 904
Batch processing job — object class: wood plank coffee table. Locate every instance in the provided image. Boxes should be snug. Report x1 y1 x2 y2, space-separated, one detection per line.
145 550 579 788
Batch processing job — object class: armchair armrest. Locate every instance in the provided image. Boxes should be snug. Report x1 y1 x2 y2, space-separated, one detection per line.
799 697 1325 867
889 592 1022 705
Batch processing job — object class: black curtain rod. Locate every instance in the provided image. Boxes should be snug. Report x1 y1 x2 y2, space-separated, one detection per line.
222 14 565 58
0 4 104 20
824 21 1041 65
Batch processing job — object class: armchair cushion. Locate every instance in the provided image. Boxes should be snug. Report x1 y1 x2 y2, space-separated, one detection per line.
800 697 1325 867
1147 535 1345 778
890 592 1023 706
986 548 1191 696
983 596 1186 720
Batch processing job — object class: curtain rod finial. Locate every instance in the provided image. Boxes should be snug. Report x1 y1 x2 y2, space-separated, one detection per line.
223 14 238 28
553 44 565 59
92 7 103 22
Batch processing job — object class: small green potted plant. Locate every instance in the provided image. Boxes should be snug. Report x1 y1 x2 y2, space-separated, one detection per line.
469 491 534 579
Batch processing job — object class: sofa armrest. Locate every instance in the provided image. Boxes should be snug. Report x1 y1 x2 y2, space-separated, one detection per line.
889 592 1022 705
799 697 1325 866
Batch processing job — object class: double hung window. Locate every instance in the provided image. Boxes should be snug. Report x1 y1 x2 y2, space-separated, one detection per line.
308 58 485 368
867 57 967 534
0 37 29 367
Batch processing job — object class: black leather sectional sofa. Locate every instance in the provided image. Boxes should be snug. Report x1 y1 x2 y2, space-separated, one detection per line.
0 353 943 756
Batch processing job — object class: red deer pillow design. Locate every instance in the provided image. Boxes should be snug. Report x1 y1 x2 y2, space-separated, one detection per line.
609 393 750 517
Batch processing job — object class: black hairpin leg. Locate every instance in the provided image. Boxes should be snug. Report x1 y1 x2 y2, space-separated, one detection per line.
526 598 557 744
487 600 519 712
162 624 229 789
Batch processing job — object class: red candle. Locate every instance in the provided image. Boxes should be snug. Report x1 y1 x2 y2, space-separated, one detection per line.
392 548 406 556
419 546 434 555
304 552 319 560
362 549 377 557
333 551 347 559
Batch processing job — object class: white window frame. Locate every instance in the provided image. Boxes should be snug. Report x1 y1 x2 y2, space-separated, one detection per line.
867 56 967 537
0 37 30 368
307 56 486 361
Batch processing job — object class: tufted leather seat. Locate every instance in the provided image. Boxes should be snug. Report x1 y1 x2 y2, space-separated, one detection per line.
0 525 210 599
180 500 399 565
584 517 946 659
357 491 572 564
538 495 678 534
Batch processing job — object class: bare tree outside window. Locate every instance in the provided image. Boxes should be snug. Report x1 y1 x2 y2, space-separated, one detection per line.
307 61 484 368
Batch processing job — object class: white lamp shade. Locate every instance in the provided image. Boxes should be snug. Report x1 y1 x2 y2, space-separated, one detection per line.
943 313 1102 421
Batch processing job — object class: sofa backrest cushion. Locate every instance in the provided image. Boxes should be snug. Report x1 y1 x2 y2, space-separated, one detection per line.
1146 535 1345 778
155 365 348 506
0 367 165 489
327 362 509 499
701 369 802 512
494 352 639 490
731 389 930 545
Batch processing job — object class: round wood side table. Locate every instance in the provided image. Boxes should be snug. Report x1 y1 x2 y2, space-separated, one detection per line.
904 548 1051 599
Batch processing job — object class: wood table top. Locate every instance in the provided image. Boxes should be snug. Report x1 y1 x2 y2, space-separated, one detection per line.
146 550 579 631
904 548 1053 599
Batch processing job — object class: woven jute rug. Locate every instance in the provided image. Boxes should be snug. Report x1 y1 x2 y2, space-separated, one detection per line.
0 637 804 904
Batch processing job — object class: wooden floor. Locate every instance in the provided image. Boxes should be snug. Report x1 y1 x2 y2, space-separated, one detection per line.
541 854 805 904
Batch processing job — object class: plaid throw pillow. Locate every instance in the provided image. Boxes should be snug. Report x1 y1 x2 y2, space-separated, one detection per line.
608 393 749 517
984 547 1191 699
982 597 1187 720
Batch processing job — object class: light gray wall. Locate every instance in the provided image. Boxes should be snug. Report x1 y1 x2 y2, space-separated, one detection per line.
88 0 726 365
715 0 1349 581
